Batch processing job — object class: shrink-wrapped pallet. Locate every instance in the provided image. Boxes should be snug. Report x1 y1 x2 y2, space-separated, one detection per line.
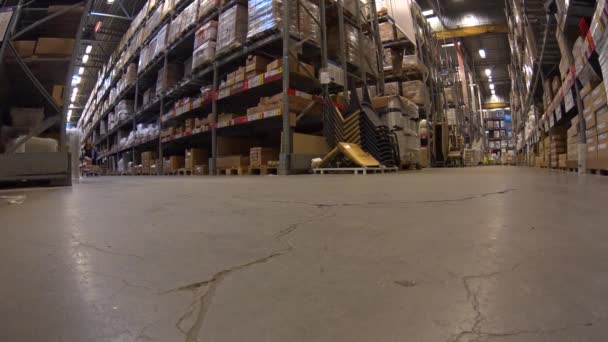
217 4 248 54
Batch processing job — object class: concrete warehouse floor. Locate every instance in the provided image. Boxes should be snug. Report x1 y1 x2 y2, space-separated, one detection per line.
2 166 608 342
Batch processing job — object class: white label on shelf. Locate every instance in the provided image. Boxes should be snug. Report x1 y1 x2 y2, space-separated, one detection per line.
564 89 574 111
248 75 264 88
218 88 230 99
247 113 262 121
320 71 330 84
265 67 282 79
262 109 281 118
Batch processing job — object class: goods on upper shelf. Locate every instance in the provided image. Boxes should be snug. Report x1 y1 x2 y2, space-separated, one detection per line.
216 4 248 54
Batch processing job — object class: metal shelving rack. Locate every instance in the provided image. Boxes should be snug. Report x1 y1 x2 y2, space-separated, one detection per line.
0 0 90 184
507 0 598 172
80 0 387 175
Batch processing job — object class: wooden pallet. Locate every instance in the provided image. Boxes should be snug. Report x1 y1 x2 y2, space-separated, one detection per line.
588 168 608 176
177 168 194 176
249 165 278 175
216 166 247 175
312 167 398 175
215 41 243 58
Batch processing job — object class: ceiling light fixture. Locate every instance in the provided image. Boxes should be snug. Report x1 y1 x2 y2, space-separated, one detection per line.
485 68 491 76
479 49 486 58
422 9 434 16
78 67 85 75
489 83 495 90
441 43 455 48
85 45 93 54
82 54 89 63
491 89 496 95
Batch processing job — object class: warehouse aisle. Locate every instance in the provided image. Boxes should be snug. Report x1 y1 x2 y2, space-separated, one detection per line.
2 167 608 342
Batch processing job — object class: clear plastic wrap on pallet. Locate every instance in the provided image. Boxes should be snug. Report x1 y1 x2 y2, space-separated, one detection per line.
299 0 320 44
192 40 216 69
162 0 175 20
328 23 358 65
168 13 183 44
116 100 135 121
139 44 151 72
182 2 198 31
109 87 117 105
155 24 169 57
217 4 248 54
126 63 137 83
589 0 608 51
198 0 220 19
246 0 298 40
145 4 163 42
362 36 378 74
194 20 218 50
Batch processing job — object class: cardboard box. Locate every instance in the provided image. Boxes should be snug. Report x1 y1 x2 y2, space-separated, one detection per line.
596 106 608 134
185 148 209 169
584 106 596 128
184 118 194 130
250 147 279 167
12 41 36 58
598 141 608 160
292 133 330 155
35 38 74 56
245 55 271 73
216 155 249 168
245 70 258 79
194 20 218 50
52 85 64 106
167 155 185 172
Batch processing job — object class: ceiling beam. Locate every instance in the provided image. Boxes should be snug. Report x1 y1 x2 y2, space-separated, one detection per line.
434 24 509 40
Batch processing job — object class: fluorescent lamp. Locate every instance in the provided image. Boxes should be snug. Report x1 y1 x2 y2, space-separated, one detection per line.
72 75 81 85
489 84 495 90
491 90 496 95
422 9 433 16
85 45 93 54
488 76 492 82
82 54 89 63
442 43 455 48
78 67 85 75
485 68 491 76
479 49 486 58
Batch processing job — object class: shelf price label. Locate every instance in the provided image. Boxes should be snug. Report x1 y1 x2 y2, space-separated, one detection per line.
248 74 264 88
564 89 574 111
263 109 281 118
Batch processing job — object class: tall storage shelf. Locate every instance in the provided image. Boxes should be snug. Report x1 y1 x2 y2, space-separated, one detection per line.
508 0 608 172
78 0 394 175
0 1 89 184
484 110 515 164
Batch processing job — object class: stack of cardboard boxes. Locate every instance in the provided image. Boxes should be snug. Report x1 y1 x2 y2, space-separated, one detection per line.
250 147 279 168
141 151 158 174
192 21 218 70
567 115 579 164
185 148 209 170
583 83 608 166
550 128 567 168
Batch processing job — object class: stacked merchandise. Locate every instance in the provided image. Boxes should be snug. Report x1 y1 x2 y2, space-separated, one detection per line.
550 128 567 168
156 64 184 96
328 23 359 66
372 95 420 166
583 83 608 166
245 0 320 44
192 21 218 70
198 0 220 20
141 151 158 174
116 100 134 122
250 147 279 167
216 4 248 54
401 80 430 113
185 148 209 170
567 115 579 164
